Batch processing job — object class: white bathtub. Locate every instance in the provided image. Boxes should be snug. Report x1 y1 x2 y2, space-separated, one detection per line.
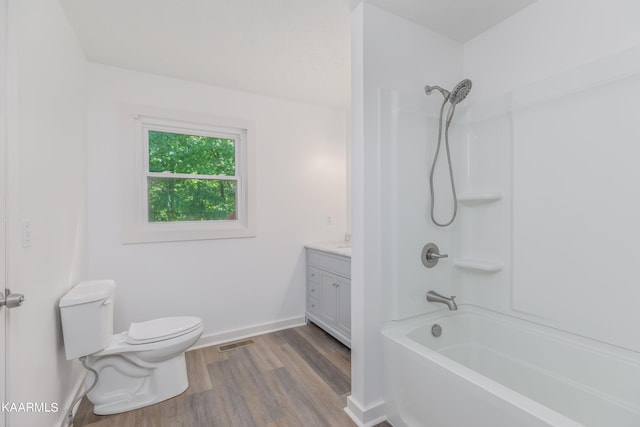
381 307 640 427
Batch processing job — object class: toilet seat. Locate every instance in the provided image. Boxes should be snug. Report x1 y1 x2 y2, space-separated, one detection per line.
126 317 202 344
90 319 204 358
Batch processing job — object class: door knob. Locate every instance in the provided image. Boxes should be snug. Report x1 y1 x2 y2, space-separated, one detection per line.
1 289 25 309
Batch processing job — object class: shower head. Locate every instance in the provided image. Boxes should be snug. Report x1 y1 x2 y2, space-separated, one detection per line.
448 79 472 105
424 79 472 105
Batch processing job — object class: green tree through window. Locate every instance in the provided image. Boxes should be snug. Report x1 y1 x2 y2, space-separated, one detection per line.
147 130 237 222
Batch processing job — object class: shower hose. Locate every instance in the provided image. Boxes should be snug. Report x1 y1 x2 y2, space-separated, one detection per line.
429 98 458 227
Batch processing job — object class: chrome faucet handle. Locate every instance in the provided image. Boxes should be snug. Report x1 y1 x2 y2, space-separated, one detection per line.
421 243 448 268
429 252 448 259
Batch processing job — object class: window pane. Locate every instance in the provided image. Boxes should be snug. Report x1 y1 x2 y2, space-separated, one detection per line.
147 177 237 222
148 130 235 175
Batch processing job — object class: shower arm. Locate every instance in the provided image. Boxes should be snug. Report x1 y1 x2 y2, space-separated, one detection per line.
425 85 450 100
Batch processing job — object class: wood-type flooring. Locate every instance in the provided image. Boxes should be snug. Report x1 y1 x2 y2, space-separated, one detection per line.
73 323 393 427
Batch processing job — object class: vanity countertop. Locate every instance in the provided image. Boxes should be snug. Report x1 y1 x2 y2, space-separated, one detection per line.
305 242 351 258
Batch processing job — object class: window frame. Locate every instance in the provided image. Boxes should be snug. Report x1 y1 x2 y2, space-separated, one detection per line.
142 122 242 224
121 105 256 243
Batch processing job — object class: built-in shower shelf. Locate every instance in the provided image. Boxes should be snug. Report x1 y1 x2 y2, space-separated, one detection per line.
454 259 503 273
457 192 503 205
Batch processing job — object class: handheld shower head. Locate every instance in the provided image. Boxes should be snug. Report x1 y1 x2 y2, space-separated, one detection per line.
424 79 472 105
448 79 472 105
424 78 472 227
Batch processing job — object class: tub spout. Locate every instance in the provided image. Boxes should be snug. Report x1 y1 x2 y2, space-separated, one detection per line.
426 291 458 311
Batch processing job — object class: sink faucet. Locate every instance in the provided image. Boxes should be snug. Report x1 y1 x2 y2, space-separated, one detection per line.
426 290 458 311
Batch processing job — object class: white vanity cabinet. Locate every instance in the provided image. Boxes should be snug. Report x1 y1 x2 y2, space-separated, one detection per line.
305 247 351 348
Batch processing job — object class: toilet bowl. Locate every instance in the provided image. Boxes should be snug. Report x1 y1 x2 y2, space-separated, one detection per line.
59 280 204 415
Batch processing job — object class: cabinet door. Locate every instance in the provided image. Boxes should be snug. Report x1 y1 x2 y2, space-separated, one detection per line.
336 277 351 336
319 272 338 325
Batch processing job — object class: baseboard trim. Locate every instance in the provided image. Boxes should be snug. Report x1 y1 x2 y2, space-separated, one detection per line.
344 395 387 427
190 316 306 350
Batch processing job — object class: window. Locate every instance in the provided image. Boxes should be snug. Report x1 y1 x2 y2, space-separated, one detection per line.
121 106 256 243
145 128 239 222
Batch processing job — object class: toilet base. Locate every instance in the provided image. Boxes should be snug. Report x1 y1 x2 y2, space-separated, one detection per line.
86 352 189 415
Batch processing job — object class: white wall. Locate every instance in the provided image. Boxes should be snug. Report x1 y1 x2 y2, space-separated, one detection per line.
86 64 348 342
465 0 640 102
370 10 463 324
349 3 462 424
460 0 640 352
5 0 88 425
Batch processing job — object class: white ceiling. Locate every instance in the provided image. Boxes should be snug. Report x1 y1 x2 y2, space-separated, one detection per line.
59 0 538 109
367 0 539 43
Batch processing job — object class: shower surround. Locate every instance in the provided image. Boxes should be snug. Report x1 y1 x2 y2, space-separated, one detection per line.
349 1 640 425
381 45 640 427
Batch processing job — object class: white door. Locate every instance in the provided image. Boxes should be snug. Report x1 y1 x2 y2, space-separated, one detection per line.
0 0 7 424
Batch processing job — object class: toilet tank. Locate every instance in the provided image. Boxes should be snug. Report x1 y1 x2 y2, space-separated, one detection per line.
59 280 115 360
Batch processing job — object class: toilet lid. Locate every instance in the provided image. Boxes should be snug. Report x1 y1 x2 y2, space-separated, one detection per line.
126 316 202 344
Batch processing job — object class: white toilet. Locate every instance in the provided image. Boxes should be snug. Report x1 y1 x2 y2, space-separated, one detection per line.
59 280 203 415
